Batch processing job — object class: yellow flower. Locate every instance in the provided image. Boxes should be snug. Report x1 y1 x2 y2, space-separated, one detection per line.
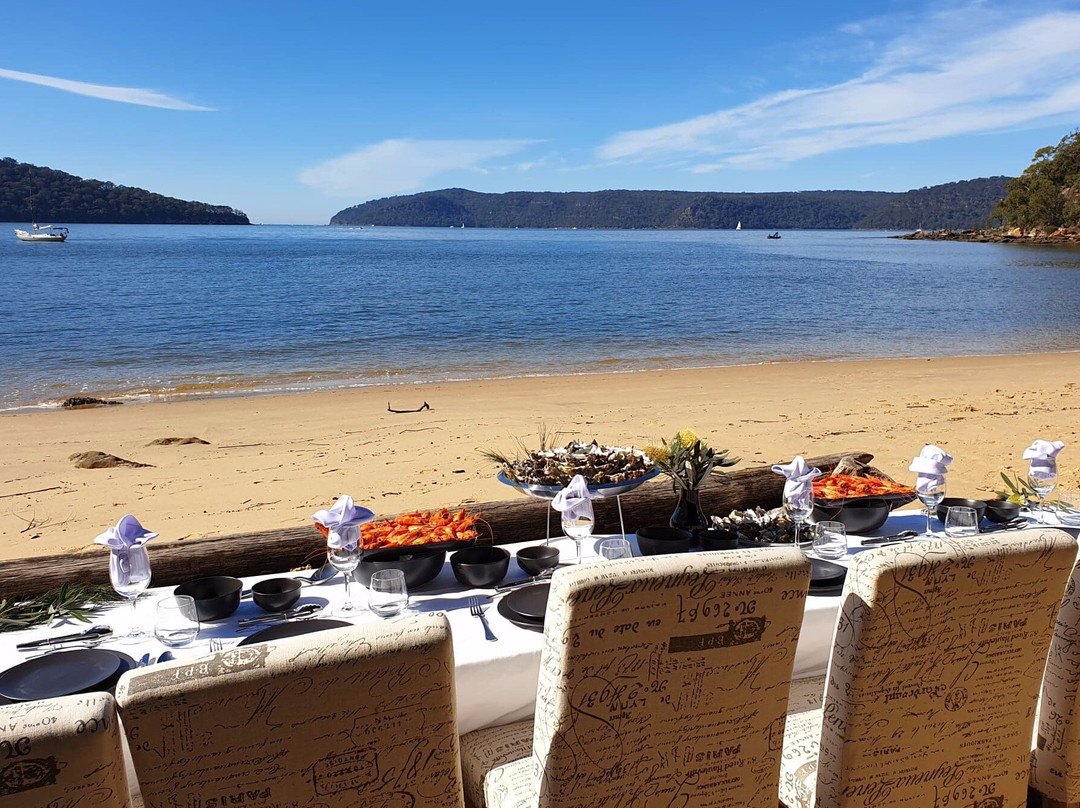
676 429 700 448
643 445 669 464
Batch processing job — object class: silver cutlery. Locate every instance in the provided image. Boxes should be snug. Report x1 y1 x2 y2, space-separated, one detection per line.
137 653 151 667
157 651 175 663
209 638 224 653
17 625 113 651
980 518 1029 533
860 531 918 546
300 562 339 586
469 597 497 642
235 602 322 630
495 569 555 592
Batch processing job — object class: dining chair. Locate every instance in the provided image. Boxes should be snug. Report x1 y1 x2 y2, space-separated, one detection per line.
1031 541 1080 808
460 548 813 808
0 692 130 808
778 529 1077 808
116 614 464 808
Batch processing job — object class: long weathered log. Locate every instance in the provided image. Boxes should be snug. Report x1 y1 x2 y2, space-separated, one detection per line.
0 451 869 601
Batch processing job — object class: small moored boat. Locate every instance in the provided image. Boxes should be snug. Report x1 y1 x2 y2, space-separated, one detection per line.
15 225 68 242
766 232 781 240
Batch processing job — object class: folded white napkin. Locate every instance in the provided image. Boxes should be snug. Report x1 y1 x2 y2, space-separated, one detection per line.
552 474 596 522
1023 440 1065 480
94 515 157 587
909 445 953 495
93 514 158 550
771 456 822 511
312 495 375 550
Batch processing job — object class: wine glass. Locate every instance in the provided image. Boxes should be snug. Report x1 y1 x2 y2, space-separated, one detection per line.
561 513 595 565
109 545 152 644
916 480 946 538
327 524 362 616
1028 469 1058 525
783 492 813 554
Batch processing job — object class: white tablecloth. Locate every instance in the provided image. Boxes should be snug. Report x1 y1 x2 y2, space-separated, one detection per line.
1 507 1066 733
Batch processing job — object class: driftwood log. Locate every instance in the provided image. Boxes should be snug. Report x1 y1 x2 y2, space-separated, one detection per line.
0 451 869 601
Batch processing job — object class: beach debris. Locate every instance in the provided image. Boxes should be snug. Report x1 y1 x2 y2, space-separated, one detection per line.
61 396 122 409
388 401 431 413
69 451 153 469
484 438 654 487
146 436 210 446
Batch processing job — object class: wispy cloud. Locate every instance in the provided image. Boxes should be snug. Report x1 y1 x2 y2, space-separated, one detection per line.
598 7 1080 170
0 67 212 110
299 138 538 199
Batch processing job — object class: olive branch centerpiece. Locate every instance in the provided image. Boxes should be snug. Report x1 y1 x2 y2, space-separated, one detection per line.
643 430 739 532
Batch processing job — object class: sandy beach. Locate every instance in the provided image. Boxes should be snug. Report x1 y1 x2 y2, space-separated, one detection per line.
1 351 1077 561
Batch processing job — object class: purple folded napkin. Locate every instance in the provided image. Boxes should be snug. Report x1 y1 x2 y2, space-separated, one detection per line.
1023 440 1065 480
552 475 596 522
312 495 375 551
94 515 157 587
772 456 821 511
909 444 953 495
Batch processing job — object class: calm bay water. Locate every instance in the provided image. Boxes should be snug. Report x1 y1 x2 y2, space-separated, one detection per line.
2 224 1080 410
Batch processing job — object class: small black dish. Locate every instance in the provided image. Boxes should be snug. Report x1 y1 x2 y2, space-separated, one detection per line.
696 528 739 551
635 526 693 556
251 578 302 613
812 497 891 534
516 545 561 576
175 575 243 621
357 548 446 590
451 546 510 587
936 497 987 524
237 618 352 647
984 499 1022 524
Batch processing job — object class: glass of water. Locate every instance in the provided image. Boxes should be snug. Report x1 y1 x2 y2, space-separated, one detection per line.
369 569 408 618
944 506 980 538
812 521 848 560
598 538 633 560
155 595 200 647
1057 491 1080 526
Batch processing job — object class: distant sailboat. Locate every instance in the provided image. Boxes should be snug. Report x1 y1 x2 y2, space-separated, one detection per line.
736 221 742 231
13 168 68 242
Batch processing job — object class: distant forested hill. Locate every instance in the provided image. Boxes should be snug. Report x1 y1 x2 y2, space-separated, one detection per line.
1 158 249 225
331 179 1010 230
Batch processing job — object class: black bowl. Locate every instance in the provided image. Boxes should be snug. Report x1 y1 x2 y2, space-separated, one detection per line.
357 548 446 590
812 498 891 534
984 499 1021 524
636 526 693 556
936 497 987 524
174 576 243 622
516 545 560 576
451 546 510 587
251 578 302 612
696 528 739 550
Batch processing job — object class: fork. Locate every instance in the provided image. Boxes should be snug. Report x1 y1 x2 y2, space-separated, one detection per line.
468 597 497 642
209 638 223 653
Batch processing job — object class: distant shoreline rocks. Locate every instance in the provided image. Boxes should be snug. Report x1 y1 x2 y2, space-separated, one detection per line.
61 396 123 409
894 227 1080 245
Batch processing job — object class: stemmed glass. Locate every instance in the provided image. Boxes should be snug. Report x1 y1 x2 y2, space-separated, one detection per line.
327 524 362 616
561 513 595 565
916 480 946 538
1028 469 1058 524
783 492 813 554
109 545 152 644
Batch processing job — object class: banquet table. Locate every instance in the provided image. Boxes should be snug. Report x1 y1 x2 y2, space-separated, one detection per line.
1 507 1075 734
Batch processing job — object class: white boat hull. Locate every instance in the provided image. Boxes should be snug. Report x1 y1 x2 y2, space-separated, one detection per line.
14 228 67 242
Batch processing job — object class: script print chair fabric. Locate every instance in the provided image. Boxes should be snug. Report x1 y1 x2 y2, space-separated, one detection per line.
1032 543 1080 807
778 529 1077 808
116 614 464 808
460 548 813 808
0 692 130 808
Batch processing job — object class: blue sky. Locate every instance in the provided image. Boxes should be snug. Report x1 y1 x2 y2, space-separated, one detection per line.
3 0 1080 224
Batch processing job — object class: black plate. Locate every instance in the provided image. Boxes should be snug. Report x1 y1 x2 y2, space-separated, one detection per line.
237 618 352 647
809 558 847 589
503 583 550 622
0 648 121 702
497 597 544 632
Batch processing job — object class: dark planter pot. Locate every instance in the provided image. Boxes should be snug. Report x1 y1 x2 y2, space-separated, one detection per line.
670 487 708 533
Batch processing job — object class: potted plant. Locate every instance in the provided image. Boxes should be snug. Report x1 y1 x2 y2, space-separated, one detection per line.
645 430 739 532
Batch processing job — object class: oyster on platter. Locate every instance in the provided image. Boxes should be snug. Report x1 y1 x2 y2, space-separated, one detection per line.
486 439 654 487
711 506 799 544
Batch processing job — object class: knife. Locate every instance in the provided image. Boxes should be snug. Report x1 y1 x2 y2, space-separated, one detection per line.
16 625 113 651
860 531 919 546
495 570 555 593
236 603 322 628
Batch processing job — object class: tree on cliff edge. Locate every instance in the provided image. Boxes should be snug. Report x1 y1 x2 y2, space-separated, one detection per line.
994 131 1080 231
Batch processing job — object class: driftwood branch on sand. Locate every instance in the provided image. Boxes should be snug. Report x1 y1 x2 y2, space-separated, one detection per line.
0 451 869 601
